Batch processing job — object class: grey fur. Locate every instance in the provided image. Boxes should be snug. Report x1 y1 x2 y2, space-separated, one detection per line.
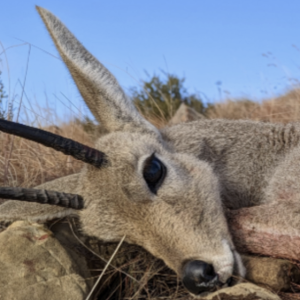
3 6 300 294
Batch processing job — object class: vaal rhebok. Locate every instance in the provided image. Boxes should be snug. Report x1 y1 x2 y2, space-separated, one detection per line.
1 6 300 297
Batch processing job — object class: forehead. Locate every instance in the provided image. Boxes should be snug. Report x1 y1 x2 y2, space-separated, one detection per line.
95 131 166 163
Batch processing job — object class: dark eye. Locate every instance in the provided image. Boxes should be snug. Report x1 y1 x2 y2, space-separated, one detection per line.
143 154 167 194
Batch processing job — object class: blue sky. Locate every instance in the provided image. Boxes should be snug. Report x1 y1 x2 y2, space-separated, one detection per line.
1 0 300 123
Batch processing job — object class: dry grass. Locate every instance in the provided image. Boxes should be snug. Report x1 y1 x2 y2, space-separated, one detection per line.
80 240 192 300
207 89 300 124
0 121 92 189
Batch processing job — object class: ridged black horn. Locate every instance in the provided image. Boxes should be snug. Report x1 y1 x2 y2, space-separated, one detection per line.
0 119 107 168
0 187 84 209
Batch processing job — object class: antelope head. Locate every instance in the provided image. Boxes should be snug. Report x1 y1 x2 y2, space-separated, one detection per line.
0 6 245 296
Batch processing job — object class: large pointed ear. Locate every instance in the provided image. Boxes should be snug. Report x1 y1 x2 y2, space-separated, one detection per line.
36 6 158 135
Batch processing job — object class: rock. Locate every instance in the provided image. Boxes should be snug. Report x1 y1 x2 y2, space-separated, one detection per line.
168 103 205 126
204 283 281 300
0 220 92 300
50 220 93 286
242 255 300 291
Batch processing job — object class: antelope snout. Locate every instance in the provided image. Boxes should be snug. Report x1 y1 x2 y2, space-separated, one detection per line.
182 260 222 295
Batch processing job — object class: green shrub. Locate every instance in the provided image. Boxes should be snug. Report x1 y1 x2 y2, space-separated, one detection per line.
131 72 205 121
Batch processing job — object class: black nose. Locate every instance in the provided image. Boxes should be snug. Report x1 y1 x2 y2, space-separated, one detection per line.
182 260 219 295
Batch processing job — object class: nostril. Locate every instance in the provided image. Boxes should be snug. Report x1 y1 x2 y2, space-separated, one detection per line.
182 260 219 295
226 276 233 286
183 260 216 283
203 263 215 278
